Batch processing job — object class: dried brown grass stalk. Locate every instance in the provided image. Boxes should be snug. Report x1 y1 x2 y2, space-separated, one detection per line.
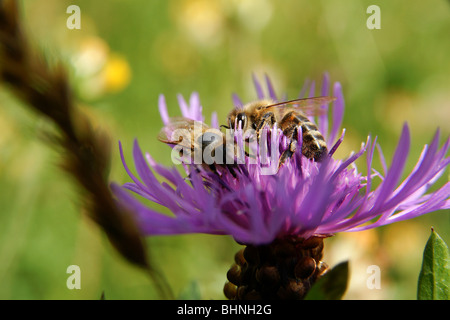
0 0 172 299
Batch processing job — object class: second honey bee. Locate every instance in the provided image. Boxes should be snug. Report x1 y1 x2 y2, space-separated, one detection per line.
225 96 335 166
158 117 239 177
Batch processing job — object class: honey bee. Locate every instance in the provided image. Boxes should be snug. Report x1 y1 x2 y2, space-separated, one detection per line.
225 96 335 166
158 117 239 177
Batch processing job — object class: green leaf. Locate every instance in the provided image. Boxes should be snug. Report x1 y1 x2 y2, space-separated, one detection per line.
305 261 349 300
177 280 202 300
417 228 450 300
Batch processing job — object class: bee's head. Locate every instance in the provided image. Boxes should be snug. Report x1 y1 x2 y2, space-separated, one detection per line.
226 108 248 131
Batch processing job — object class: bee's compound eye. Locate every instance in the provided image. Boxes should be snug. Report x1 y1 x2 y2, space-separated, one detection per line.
237 113 247 129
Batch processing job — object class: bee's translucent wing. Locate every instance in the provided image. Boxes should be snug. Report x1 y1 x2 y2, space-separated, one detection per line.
157 117 209 145
263 96 335 117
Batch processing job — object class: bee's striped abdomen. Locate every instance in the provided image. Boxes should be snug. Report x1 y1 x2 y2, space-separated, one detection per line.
280 111 327 162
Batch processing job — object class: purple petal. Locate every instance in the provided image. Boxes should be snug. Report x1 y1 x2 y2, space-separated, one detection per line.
331 139 368 180
318 72 330 138
252 73 264 99
122 182 159 204
158 94 169 125
308 80 316 98
119 141 156 199
328 129 346 157
265 74 278 101
298 78 310 98
211 112 219 129
131 140 186 214
376 143 388 176
145 152 185 188
364 136 378 197
176 93 189 117
364 182 450 229
294 158 334 231
111 183 184 235
232 93 243 109
328 82 345 145
383 129 441 209
189 92 203 121
132 140 161 189
371 123 411 213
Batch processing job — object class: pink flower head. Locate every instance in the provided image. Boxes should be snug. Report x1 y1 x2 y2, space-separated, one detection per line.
112 74 450 245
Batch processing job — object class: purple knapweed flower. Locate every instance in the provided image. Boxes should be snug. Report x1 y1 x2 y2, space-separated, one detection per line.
111 73 450 247
112 73 450 299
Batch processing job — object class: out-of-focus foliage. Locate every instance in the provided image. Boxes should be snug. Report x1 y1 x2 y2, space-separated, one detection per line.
0 0 448 299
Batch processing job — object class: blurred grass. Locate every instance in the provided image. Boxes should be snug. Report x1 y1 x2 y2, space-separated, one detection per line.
0 0 448 299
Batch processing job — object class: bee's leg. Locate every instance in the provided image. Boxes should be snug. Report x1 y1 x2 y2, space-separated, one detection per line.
276 111 302 169
278 126 299 169
255 112 276 138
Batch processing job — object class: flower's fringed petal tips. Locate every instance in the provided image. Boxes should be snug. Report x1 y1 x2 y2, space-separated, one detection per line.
334 126 449 233
114 73 450 300
176 93 189 117
111 183 184 235
130 140 181 213
370 123 411 213
328 82 345 145
145 152 185 189
265 73 278 101
298 78 310 99
308 80 316 98
375 183 450 227
232 93 243 109
252 73 265 99
364 136 378 197
158 94 170 125
116 142 231 236
318 72 330 139
116 74 450 252
189 92 204 122
330 137 368 181
362 130 450 228
328 128 346 157
315 138 372 233
384 129 442 207
118 141 158 202
211 112 219 129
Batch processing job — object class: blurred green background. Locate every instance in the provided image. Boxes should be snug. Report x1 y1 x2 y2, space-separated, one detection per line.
0 0 449 299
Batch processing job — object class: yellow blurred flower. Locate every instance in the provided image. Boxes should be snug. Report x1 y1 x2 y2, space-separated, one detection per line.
102 55 132 93
71 37 131 100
